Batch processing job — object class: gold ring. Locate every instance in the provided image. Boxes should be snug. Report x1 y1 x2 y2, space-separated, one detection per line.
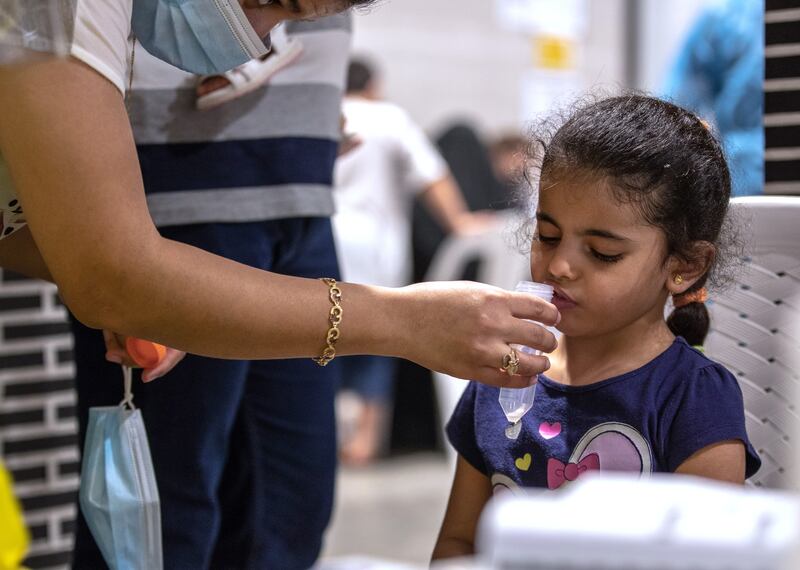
501 348 520 376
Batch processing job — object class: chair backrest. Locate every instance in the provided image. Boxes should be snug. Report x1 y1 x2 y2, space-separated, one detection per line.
425 214 530 462
705 197 800 490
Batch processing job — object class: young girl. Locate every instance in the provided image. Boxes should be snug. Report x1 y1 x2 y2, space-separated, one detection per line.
432 95 762 558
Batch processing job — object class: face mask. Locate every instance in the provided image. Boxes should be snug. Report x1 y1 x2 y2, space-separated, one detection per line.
80 367 162 570
132 0 270 75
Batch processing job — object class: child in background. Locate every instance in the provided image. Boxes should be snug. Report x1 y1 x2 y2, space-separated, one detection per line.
432 95 761 559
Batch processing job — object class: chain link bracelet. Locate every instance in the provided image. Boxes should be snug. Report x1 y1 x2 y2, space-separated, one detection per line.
313 278 343 366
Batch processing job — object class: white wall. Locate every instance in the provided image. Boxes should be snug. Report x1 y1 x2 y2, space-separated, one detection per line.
351 0 628 136
636 0 710 92
350 0 712 136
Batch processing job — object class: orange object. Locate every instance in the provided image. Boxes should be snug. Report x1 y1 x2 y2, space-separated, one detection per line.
125 338 167 368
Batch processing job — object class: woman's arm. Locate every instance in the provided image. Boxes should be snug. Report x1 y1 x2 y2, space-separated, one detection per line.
432 455 493 559
0 227 53 282
0 57 558 385
675 440 746 484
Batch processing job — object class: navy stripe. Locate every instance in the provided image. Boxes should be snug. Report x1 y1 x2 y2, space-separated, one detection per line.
137 138 338 194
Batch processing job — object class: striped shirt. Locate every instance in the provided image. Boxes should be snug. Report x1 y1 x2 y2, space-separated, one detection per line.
127 16 352 226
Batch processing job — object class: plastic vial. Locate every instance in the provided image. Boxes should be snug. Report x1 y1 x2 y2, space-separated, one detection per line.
498 281 554 427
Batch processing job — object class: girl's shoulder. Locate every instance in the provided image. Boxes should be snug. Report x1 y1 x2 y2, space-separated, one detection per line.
659 337 738 386
652 338 745 414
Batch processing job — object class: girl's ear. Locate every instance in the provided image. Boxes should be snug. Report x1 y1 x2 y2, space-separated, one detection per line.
665 241 716 295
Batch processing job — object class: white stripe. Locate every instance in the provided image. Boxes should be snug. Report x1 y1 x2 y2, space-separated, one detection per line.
766 43 800 57
765 8 800 23
766 148 800 160
765 182 800 194
270 29 351 87
765 78 800 91
764 113 800 126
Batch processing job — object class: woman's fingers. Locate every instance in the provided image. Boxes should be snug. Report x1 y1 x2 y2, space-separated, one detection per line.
141 348 186 383
507 319 559 355
508 291 561 327
103 330 137 368
508 348 552 380
471 357 548 389
103 330 185 381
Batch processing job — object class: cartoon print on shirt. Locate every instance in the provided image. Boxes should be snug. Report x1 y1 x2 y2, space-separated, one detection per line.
547 422 653 490
514 453 532 471
491 473 521 495
538 421 561 439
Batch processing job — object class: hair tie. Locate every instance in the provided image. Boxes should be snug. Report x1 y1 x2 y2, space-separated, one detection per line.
673 287 708 309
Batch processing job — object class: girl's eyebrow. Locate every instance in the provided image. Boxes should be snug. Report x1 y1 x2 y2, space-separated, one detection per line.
536 211 560 228
536 211 631 242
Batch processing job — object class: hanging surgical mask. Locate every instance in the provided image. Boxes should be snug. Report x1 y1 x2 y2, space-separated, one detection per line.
0 0 73 64
80 366 163 570
132 0 270 75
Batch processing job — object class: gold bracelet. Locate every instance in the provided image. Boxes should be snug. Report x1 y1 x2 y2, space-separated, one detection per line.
313 278 343 366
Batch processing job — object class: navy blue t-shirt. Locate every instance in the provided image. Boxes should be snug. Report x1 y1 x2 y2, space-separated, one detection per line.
447 338 760 492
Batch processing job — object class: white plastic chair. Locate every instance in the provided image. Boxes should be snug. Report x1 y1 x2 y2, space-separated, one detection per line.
425 213 530 463
705 197 800 490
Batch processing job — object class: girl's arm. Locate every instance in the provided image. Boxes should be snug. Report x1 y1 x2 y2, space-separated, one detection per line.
0 57 558 384
432 455 493 559
675 440 746 484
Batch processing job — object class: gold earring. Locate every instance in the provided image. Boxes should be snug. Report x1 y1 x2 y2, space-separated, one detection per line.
673 275 684 285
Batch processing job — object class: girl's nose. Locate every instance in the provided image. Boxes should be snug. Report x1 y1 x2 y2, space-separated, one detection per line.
547 249 577 281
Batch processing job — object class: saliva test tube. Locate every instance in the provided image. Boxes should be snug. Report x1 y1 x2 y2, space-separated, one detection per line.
498 281 554 425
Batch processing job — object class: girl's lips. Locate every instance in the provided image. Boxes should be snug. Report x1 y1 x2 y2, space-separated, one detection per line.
552 288 577 310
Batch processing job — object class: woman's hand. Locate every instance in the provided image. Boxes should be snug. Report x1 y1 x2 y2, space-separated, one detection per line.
391 281 560 387
103 331 186 383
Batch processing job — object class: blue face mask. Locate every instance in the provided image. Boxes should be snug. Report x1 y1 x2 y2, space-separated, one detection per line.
80 367 162 570
132 0 271 75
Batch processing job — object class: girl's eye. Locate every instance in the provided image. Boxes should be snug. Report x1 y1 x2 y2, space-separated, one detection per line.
591 249 624 263
535 234 560 245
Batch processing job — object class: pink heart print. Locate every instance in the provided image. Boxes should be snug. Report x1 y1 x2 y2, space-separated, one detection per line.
539 421 562 439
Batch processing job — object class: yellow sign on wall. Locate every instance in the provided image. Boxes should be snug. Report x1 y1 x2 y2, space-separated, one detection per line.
533 35 575 70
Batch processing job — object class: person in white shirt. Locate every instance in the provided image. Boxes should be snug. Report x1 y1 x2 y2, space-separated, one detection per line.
334 58 495 464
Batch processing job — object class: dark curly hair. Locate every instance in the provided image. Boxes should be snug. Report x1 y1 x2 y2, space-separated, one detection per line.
522 94 741 345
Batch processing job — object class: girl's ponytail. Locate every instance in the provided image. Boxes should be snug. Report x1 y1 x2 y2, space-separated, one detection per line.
666 287 710 347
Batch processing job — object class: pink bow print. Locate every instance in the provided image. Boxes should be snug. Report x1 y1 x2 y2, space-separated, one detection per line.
547 453 600 489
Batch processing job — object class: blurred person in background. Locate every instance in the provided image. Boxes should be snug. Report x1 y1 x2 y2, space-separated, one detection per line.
333 58 495 465
413 122 512 283
490 133 530 199
664 0 764 196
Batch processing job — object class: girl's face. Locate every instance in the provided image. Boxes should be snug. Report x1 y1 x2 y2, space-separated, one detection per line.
530 175 672 340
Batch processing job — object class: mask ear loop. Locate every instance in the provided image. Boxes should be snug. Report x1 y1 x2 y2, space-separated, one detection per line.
117 35 138 412
119 366 136 410
125 36 136 110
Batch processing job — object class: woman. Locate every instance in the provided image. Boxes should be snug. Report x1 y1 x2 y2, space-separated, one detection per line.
0 0 558 386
